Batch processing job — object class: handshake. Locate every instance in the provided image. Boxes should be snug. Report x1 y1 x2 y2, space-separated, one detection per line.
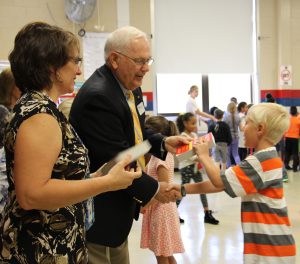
154 182 183 203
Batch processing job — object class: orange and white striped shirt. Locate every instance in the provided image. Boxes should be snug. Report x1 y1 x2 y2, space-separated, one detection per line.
222 147 296 264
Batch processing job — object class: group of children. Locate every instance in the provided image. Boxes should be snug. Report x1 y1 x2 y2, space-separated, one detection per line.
140 103 296 264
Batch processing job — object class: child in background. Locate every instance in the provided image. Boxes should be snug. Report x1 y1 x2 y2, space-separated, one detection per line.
140 116 184 264
208 109 232 173
237 102 249 161
176 112 219 225
0 68 21 214
223 102 243 167
284 106 300 172
176 103 296 263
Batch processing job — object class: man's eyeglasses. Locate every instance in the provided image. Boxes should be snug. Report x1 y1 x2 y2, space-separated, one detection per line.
115 51 154 66
70 56 83 68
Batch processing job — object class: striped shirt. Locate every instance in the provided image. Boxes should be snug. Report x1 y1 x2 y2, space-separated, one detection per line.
221 147 296 264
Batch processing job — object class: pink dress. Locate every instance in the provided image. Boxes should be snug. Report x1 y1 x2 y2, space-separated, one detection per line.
140 153 185 256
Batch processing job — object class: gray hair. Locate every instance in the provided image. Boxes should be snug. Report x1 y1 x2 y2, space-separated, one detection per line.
104 26 148 61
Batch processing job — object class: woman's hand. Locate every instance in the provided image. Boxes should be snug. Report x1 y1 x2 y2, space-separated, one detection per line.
104 155 142 191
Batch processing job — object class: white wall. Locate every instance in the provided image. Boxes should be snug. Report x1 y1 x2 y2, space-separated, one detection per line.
153 0 253 74
153 0 254 114
208 74 252 110
156 74 202 113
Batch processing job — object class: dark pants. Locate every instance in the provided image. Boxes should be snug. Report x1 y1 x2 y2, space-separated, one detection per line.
177 164 208 208
284 137 299 170
238 147 248 161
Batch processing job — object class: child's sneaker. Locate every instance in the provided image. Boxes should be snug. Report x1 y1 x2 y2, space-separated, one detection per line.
204 210 219 225
282 168 288 182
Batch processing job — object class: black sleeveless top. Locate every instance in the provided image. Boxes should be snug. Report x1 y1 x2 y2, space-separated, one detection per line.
0 91 89 264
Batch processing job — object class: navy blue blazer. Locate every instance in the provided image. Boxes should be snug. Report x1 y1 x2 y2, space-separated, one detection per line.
70 65 166 247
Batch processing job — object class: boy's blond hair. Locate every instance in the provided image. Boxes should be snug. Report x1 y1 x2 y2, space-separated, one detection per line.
246 103 290 145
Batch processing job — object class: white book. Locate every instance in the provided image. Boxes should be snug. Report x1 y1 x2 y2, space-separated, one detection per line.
98 140 152 175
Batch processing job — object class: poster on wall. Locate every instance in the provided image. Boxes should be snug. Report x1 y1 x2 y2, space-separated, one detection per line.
279 65 292 86
83 32 110 80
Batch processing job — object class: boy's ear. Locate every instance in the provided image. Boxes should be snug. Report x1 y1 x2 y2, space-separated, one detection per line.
257 123 266 136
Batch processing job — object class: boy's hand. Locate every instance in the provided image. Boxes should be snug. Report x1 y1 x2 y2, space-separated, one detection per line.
193 140 210 160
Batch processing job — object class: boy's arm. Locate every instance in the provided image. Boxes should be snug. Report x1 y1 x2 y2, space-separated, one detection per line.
168 180 223 198
184 180 223 194
167 141 225 197
199 155 225 189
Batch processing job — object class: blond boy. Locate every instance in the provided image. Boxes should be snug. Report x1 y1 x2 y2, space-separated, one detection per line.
178 103 296 263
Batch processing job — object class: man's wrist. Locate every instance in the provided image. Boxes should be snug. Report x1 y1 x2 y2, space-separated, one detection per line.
161 137 167 152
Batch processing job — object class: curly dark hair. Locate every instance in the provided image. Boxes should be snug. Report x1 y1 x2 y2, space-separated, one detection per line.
176 112 195 133
9 22 79 93
237 101 247 112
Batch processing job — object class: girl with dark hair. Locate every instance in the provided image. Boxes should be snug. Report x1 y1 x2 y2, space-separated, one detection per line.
141 116 184 264
176 113 219 225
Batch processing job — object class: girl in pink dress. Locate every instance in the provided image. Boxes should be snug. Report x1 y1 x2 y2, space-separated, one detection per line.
141 116 184 264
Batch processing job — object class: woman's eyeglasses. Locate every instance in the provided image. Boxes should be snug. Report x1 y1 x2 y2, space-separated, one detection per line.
70 57 83 68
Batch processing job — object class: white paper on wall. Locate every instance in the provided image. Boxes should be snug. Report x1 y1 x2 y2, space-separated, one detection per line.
0 60 10 73
279 65 292 86
83 32 110 80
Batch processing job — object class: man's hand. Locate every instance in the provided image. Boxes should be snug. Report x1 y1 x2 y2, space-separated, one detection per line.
164 135 192 154
155 182 181 203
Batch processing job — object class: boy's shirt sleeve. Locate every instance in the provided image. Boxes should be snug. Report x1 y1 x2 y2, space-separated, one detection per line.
220 155 265 198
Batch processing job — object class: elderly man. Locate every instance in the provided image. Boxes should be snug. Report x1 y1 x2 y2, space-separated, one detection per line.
70 26 188 264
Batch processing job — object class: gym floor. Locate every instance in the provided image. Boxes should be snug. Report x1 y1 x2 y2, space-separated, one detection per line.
129 170 300 264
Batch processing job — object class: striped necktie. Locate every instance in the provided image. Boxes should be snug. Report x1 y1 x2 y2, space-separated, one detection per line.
127 91 145 169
